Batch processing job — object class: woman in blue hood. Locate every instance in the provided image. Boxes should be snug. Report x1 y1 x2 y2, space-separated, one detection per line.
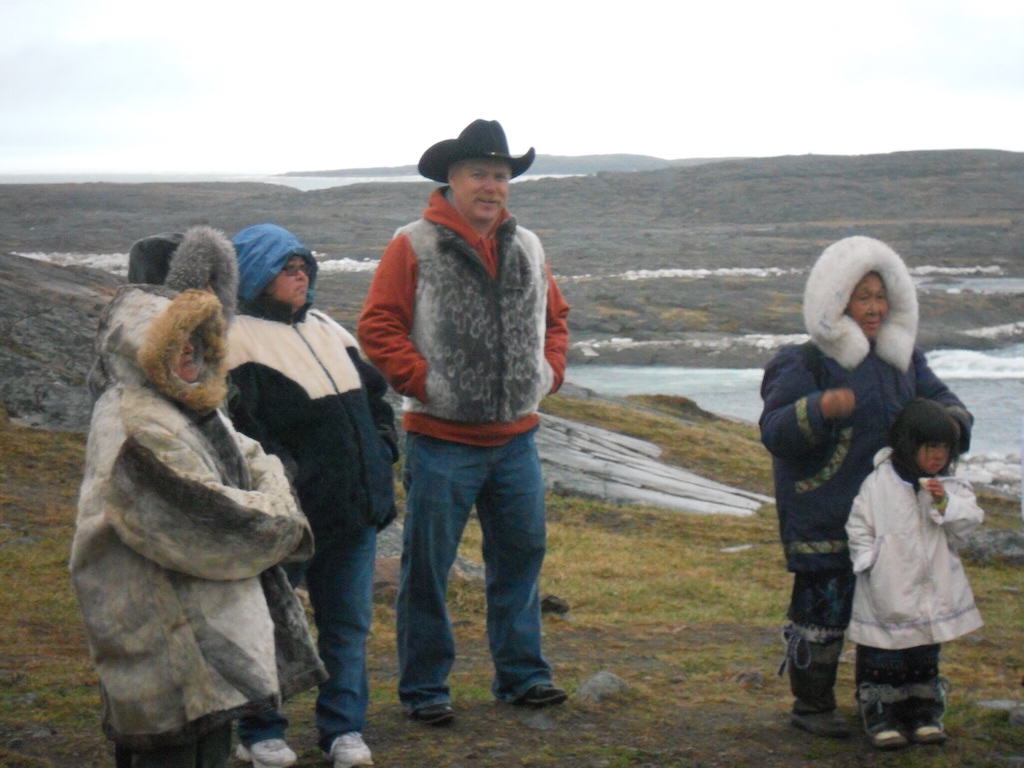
225 223 397 768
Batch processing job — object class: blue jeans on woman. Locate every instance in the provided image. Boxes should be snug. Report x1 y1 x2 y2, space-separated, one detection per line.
396 428 552 711
237 525 376 754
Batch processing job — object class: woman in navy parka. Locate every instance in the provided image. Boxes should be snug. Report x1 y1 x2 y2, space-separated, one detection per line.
759 236 972 739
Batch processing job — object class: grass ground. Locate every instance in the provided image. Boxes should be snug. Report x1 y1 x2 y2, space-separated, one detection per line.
1 397 1021 768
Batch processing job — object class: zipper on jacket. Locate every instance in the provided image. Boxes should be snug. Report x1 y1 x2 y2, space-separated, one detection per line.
292 320 368 491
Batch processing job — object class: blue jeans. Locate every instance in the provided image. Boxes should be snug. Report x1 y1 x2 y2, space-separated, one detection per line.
397 428 552 709
238 526 376 753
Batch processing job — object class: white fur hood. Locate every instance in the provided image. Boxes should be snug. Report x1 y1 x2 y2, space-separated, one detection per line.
803 236 918 371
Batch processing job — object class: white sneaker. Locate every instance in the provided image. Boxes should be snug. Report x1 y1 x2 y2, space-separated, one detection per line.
328 732 373 767
235 738 298 768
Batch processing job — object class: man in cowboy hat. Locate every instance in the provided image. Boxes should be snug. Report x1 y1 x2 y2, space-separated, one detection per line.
359 118 570 726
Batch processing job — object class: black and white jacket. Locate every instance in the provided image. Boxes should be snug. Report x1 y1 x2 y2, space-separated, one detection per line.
226 297 398 545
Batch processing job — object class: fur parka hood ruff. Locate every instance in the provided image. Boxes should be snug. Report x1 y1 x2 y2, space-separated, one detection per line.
126 225 239 321
803 236 918 371
96 286 228 413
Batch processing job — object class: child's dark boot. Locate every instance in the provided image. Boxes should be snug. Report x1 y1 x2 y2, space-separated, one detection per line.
857 682 909 750
900 677 950 744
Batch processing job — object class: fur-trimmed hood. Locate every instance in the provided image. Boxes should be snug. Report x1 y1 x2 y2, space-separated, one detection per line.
96 286 228 412
127 226 239 321
165 226 239 321
127 232 184 284
803 236 918 371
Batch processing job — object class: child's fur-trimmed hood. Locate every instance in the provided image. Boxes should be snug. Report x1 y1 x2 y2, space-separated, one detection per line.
803 236 918 371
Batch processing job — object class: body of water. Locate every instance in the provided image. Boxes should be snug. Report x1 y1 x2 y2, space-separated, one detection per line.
567 344 1024 458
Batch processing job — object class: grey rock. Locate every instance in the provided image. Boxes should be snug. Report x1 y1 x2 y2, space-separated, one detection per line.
1011 707 1024 727
375 520 404 559
732 670 765 689
376 519 483 585
963 530 1024 565
577 670 629 702
538 413 772 517
0 253 119 431
541 593 570 615
977 699 1022 711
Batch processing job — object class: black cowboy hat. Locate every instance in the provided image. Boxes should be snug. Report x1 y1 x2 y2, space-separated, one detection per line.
418 119 535 183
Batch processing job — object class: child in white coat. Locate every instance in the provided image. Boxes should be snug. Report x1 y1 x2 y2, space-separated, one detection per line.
846 398 983 750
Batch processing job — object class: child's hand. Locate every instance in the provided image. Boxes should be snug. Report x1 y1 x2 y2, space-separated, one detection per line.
923 478 947 510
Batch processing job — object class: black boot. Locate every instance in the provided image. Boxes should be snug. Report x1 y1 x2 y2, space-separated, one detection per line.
783 628 850 738
857 682 909 750
900 678 949 744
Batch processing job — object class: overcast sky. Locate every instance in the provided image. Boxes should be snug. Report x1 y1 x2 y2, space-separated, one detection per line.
2 0 1022 175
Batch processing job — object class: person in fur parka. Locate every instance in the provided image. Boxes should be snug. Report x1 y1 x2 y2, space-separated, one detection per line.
71 230 325 768
759 236 972 739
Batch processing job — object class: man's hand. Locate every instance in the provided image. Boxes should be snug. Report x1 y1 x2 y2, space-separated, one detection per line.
820 388 856 421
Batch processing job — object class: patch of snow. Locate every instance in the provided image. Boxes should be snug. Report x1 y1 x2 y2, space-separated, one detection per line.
316 257 380 273
910 265 1004 276
962 321 1024 340
14 251 128 275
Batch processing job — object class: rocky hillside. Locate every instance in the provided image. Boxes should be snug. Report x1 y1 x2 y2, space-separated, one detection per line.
0 253 119 430
1 148 1021 374
4 149 1021 269
284 153 729 177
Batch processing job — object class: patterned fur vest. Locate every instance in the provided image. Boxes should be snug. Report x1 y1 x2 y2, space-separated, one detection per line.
399 216 553 424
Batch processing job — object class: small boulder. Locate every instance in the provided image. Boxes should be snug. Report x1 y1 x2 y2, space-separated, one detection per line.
577 671 628 702
962 529 1024 565
541 593 570 615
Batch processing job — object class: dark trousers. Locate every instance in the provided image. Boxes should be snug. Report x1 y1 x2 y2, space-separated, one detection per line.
787 569 855 631
855 643 941 686
783 569 855 713
855 644 945 731
115 723 232 768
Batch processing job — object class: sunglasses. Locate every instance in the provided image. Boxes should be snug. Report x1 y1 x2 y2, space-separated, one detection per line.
281 260 311 277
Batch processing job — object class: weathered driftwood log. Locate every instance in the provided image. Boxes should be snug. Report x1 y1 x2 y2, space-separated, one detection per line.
537 413 771 517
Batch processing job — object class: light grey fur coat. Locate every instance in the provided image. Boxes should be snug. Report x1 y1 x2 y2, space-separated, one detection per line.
70 286 323 749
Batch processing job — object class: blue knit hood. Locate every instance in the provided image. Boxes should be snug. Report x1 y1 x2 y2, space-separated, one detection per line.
232 223 318 303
